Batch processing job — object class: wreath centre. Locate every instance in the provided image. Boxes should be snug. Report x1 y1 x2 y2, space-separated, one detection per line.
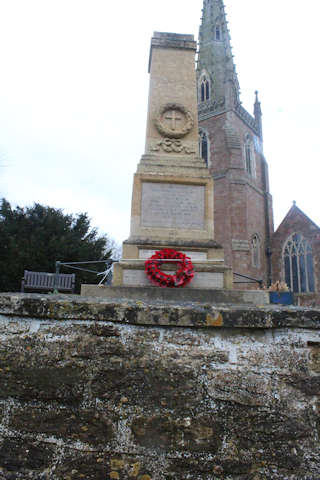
144 248 194 288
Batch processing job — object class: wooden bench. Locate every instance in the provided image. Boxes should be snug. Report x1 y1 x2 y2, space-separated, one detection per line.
21 270 76 294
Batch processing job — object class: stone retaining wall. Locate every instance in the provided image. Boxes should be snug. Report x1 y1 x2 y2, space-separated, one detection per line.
0 293 319 479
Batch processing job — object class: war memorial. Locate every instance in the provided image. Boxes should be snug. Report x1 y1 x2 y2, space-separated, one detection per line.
81 31 267 305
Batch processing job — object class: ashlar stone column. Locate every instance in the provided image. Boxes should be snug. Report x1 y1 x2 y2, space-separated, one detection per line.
113 32 232 289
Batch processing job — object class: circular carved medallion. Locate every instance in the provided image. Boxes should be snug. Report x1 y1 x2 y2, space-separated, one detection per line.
154 103 194 139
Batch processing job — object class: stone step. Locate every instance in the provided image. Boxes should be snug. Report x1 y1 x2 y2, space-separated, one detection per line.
80 285 269 305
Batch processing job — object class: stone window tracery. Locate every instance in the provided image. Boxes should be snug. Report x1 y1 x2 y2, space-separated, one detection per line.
251 234 261 268
283 233 315 293
199 129 209 166
199 75 210 102
244 135 256 177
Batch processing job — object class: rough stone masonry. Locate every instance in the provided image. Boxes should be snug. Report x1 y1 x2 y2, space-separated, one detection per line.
0 292 319 479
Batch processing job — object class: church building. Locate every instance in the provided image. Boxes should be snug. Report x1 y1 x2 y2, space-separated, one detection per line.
197 0 319 305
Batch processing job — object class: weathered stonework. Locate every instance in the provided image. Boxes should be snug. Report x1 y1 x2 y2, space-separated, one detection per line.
199 109 273 284
0 292 319 479
197 1 273 285
108 31 231 291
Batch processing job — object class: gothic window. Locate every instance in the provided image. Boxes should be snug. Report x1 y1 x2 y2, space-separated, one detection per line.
283 233 315 293
215 24 221 40
199 130 209 166
200 75 210 102
205 80 210 100
251 234 261 268
244 135 255 177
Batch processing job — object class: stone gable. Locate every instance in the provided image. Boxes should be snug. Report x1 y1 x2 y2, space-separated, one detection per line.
272 204 320 306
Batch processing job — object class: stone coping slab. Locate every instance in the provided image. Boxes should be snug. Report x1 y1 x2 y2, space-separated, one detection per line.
123 237 222 248
81 284 265 303
0 293 320 329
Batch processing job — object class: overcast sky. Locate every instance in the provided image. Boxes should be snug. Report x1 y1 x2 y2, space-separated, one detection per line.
0 0 319 244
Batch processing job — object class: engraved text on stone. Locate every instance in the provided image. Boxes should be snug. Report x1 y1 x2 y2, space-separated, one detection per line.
141 182 205 229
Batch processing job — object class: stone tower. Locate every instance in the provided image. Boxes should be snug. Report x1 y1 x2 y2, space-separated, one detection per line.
197 0 273 286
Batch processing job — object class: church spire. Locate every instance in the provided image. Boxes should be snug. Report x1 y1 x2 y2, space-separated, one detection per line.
254 90 263 140
197 0 240 112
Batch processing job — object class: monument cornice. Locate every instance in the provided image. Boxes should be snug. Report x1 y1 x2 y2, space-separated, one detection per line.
123 238 223 249
148 32 196 73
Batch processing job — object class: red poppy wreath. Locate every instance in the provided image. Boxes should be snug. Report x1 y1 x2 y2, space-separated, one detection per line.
145 248 194 288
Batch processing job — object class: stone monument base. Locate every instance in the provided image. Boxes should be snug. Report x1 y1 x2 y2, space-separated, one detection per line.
114 238 232 289
112 260 231 289
80 284 269 305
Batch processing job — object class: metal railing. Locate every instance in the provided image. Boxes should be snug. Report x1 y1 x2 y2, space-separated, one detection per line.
55 259 119 285
55 260 263 289
233 272 263 289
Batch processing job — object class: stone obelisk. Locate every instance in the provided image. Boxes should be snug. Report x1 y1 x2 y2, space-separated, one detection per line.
113 32 231 289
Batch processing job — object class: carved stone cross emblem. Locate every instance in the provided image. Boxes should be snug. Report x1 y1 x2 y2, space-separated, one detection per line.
155 103 194 139
164 110 182 131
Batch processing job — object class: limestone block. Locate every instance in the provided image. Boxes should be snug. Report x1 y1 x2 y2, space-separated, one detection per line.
140 182 205 230
122 268 224 289
129 173 214 243
0 293 320 479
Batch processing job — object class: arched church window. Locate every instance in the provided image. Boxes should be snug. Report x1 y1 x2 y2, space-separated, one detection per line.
215 24 221 41
244 135 255 177
283 233 315 293
200 75 210 102
199 130 209 166
205 80 210 100
251 234 261 268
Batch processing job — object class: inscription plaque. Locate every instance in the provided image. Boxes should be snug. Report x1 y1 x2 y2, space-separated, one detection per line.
232 239 250 251
141 182 205 229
